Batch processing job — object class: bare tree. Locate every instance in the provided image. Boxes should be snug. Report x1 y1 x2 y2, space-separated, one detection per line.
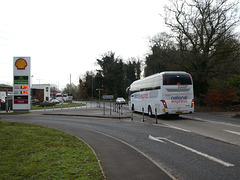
163 0 240 94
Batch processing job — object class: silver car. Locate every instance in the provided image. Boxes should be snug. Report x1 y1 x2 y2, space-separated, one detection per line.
116 97 125 104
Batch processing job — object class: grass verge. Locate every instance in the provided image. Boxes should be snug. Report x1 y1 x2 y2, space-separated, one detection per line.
0 121 104 179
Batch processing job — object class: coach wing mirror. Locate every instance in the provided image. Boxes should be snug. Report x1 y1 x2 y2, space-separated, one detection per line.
126 87 129 94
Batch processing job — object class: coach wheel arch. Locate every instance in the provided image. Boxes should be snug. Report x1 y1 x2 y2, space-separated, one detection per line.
148 105 153 117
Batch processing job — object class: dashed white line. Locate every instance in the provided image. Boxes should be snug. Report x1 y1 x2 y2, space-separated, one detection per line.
154 124 191 132
224 130 240 136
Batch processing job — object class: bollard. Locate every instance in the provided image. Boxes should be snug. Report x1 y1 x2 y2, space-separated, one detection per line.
103 101 105 115
44 106 46 111
110 101 112 115
119 105 121 119
53 106 54 111
131 109 133 121
155 108 158 124
142 107 144 122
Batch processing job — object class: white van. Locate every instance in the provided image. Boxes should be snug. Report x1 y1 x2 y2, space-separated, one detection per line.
56 93 73 103
56 93 63 102
65 93 73 103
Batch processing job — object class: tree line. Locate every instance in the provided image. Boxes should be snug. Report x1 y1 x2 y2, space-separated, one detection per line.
64 0 240 108
77 52 141 100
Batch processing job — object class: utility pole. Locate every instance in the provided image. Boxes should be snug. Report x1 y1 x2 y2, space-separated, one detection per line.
92 80 93 100
70 74 71 93
5 88 8 113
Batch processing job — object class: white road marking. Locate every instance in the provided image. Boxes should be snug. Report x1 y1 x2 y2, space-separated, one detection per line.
148 135 166 143
149 135 235 167
182 115 240 128
224 130 240 136
154 124 191 132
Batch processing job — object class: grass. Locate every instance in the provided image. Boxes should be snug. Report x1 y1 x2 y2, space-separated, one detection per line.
31 103 85 110
0 121 104 179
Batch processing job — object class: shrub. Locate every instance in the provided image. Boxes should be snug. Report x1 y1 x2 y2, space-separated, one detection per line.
39 102 56 107
200 88 238 109
227 75 240 97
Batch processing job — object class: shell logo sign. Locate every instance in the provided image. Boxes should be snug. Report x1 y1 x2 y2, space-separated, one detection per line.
15 58 28 70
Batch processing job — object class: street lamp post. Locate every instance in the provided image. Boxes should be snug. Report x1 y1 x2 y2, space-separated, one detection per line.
5 88 8 113
96 88 103 107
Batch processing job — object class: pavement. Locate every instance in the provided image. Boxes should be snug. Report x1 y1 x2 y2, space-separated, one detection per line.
41 106 132 119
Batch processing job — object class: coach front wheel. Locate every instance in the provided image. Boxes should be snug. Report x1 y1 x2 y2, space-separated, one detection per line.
131 105 135 112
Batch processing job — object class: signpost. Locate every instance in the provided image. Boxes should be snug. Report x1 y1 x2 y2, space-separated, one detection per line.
13 57 31 111
96 88 103 107
102 95 114 115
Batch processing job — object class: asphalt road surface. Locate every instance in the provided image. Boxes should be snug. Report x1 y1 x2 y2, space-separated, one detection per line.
1 105 240 180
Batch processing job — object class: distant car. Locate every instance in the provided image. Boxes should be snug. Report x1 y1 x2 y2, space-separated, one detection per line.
116 97 125 104
0 99 5 103
51 99 60 104
31 99 39 105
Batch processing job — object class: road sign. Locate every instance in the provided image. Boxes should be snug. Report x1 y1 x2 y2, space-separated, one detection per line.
102 95 114 100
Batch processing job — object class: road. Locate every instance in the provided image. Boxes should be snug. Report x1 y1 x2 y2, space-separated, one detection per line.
1 104 240 180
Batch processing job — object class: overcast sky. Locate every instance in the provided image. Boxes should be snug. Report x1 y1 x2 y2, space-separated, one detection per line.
0 0 169 90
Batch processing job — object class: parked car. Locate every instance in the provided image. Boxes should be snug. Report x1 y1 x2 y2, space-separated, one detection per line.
31 99 39 105
116 97 125 104
51 99 60 104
